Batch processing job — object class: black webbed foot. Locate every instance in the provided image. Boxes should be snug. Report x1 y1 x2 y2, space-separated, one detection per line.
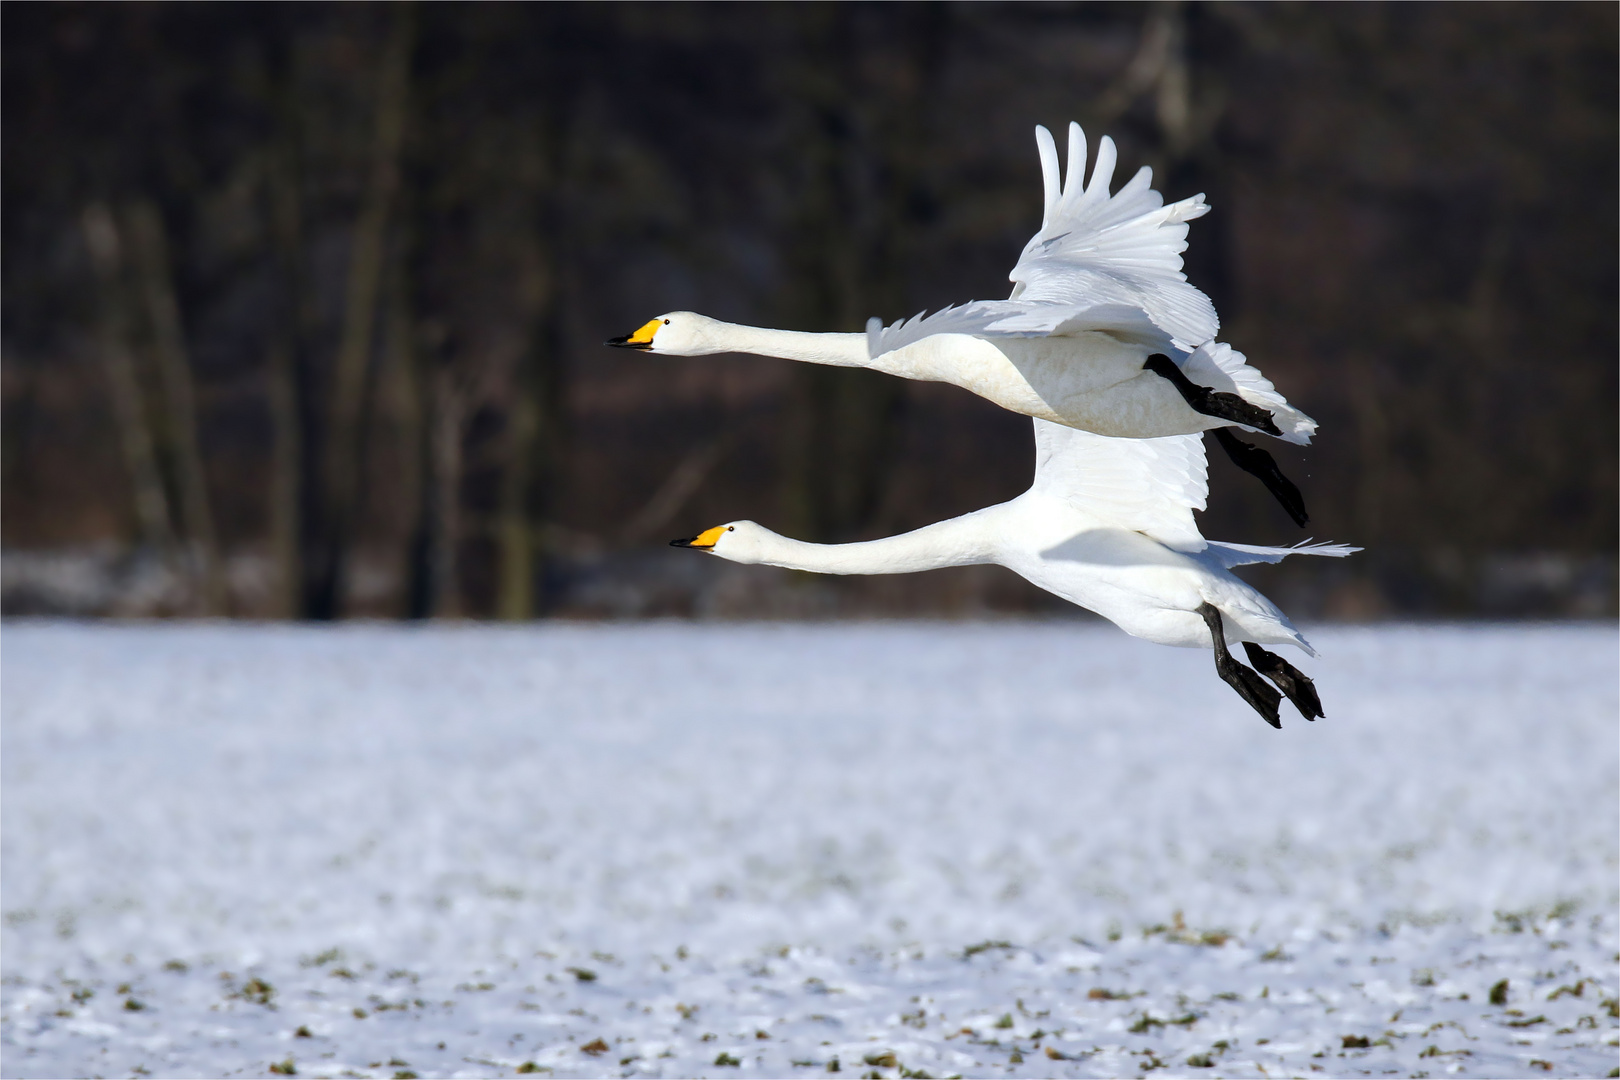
1197 602 1282 728
1243 642 1323 720
1143 354 1282 437
1213 428 1309 527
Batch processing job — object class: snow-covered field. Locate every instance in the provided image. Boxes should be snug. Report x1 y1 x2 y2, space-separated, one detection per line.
2 620 1616 1080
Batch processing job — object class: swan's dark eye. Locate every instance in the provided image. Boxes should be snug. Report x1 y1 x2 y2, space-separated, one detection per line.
727 526 734 531
664 318 671 324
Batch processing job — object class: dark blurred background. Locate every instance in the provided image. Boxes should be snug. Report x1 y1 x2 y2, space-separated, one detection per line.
3 2 1615 621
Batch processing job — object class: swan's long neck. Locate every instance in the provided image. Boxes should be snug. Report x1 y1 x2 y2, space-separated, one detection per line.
741 513 998 576
702 321 871 369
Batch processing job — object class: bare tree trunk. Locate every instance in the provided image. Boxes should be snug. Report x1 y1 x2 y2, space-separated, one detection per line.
265 337 302 619
1094 6 1177 125
1153 5 1193 157
125 199 226 615
520 97 581 618
321 5 413 618
494 368 537 621
81 204 176 559
428 362 465 619
261 35 325 621
777 5 937 543
264 105 306 620
1093 4 1215 158
401 328 434 620
1349 357 1387 541
619 427 737 546
378 244 425 620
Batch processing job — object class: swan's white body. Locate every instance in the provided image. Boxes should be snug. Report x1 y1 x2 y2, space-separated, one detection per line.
617 122 1316 445
684 420 1354 653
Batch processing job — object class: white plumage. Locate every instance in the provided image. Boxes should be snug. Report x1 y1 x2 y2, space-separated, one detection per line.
673 420 1356 725
875 122 1217 354
612 121 1316 446
635 118 1359 724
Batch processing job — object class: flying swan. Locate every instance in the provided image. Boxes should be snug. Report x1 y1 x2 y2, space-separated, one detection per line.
671 419 1356 727
611 122 1315 525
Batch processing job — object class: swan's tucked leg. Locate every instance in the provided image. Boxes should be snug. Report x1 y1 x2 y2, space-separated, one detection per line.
1243 642 1324 720
1196 602 1282 728
1212 428 1309 527
1143 354 1282 437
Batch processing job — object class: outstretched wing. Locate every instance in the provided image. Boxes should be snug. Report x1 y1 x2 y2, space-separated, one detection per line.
866 300 1169 359
1010 122 1217 347
1029 419 1208 551
869 122 1216 359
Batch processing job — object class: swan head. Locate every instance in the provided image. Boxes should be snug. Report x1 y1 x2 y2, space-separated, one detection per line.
669 520 770 563
605 311 722 355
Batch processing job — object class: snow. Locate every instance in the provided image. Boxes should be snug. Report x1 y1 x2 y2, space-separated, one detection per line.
2 620 1616 1079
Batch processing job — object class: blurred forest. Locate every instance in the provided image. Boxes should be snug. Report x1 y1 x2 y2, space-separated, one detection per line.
3 2 1615 620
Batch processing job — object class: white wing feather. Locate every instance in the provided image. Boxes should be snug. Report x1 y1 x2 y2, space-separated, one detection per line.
1029 419 1208 551
866 300 1170 358
1029 420 1360 564
870 121 1216 359
1012 122 1217 349
1197 539 1362 571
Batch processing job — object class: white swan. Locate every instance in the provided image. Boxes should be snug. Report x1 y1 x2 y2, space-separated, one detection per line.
672 419 1357 727
611 122 1316 523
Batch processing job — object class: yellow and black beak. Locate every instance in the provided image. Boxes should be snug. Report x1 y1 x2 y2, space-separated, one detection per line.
606 318 662 350
670 524 728 550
